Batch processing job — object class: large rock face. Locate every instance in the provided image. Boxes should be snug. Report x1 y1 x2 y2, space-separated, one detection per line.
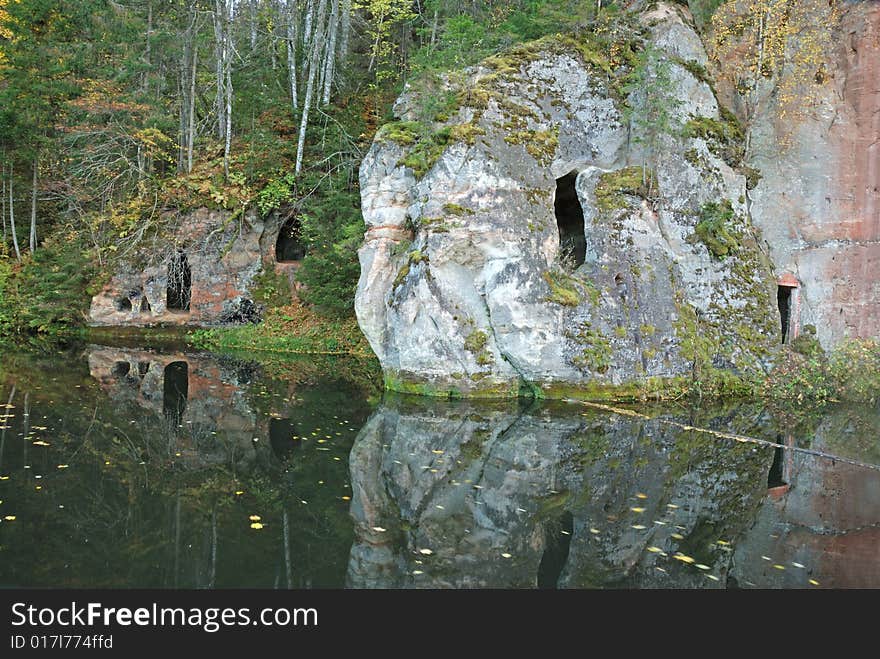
89 208 266 326
356 5 779 398
749 2 880 348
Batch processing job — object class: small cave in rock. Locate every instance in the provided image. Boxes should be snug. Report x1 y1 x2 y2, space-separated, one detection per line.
163 361 188 425
166 251 192 312
768 437 788 489
275 217 306 263
138 361 151 378
269 418 300 461
537 511 574 589
140 297 151 313
554 171 586 270
777 285 795 343
117 297 132 312
112 362 131 378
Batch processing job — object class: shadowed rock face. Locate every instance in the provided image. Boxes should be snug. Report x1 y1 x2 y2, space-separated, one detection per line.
750 2 880 348
348 398 880 589
356 5 778 397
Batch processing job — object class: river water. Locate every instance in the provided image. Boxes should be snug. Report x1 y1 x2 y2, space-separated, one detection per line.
0 344 877 588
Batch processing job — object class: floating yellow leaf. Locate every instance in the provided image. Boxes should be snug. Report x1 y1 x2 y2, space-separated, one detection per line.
412 570 424 575
0 476 9 480
666 504 679 509
249 515 261 521
647 546 663 553
57 465 69 469
632 524 647 530
418 548 433 555
671 533 684 540
705 574 720 581
716 540 730 546
809 579 820 586
234 490 244 496
250 523 264 530
501 553 512 559
371 527 387 533
341 496 351 501
431 450 444 455
636 493 648 499
630 507 646 513
589 528 600 534
673 553 695 564
32 441 50 447
3 515 15 521
792 562 805 569
696 564 710 570
773 564 785 570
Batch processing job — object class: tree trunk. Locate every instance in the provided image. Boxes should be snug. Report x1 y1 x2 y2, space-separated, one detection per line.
214 0 226 141
287 0 299 111
1 175 6 245
187 45 198 173
29 155 37 253
223 0 233 180
339 0 351 57
295 0 328 174
321 0 340 106
9 165 21 262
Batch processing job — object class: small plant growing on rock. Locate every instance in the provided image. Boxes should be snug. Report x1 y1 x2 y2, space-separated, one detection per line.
694 200 738 259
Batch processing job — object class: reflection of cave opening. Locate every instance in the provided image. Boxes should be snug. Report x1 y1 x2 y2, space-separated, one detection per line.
269 418 299 461
138 361 150 377
537 511 574 589
275 217 306 263
117 297 132 312
140 297 151 313
112 362 131 378
554 172 586 270
163 361 188 424
166 252 191 312
768 442 787 489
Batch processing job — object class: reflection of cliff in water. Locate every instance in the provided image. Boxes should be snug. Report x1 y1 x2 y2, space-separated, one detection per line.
347 399 880 588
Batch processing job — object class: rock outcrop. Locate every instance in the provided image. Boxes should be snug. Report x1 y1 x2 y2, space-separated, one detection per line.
748 1 880 349
356 5 779 398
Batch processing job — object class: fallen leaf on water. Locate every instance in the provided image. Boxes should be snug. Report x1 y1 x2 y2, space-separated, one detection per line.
761 556 772 561
501 553 512 559
809 579 820 586
57 465 69 469
773 564 785 570
431 450 444 455
249 515 261 521
418 548 433 556
371 527 387 533
792 562 805 569
673 553 695 564
3 515 15 521
630 507 646 513
696 564 710 570
32 441 50 447
666 504 679 509
341 496 351 501
647 546 664 553
412 570 424 575
716 540 730 546
631 524 647 530
636 493 648 499
705 574 720 582
589 528 600 534
234 490 244 496
250 523 264 530
671 533 684 540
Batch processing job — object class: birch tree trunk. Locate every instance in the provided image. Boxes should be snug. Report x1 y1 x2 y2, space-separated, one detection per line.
321 0 340 106
8 165 21 262
187 45 198 173
286 0 299 111
29 155 37 253
295 0 328 174
214 0 226 141
339 0 351 58
223 0 234 180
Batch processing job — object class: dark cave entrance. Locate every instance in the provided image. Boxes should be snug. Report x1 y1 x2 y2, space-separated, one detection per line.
768 444 788 489
275 217 306 263
537 511 574 589
166 251 191 312
554 172 586 270
777 285 796 344
163 361 188 425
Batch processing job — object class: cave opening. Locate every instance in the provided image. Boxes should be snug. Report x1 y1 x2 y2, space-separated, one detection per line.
140 297 151 313
167 251 191 312
138 361 150 377
554 172 586 270
777 285 796 343
117 297 132 312
768 444 788 489
112 362 130 378
537 511 574 589
163 361 188 425
275 217 306 263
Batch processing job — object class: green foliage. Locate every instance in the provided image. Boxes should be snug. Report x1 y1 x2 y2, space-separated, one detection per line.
256 173 298 217
594 166 657 213
683 115 745 167
250 267 293 309
694 200 738 259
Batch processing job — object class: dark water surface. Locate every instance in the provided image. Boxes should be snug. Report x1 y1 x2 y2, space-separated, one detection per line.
0 346 878 588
